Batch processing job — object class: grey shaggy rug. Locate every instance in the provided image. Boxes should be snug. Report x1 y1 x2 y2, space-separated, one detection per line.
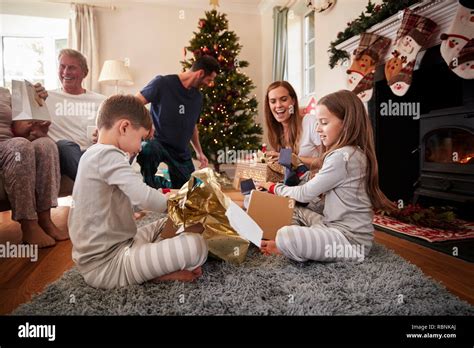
13 214 474 316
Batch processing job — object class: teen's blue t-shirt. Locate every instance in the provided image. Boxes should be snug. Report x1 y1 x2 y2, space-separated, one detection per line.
140 75 203 160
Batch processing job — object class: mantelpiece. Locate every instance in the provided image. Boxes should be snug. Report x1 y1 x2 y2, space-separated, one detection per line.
335 0 458 65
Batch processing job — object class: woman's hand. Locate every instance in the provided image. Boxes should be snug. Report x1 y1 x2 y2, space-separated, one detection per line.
12 120 34 139
29 121 51 139
266 150 279 163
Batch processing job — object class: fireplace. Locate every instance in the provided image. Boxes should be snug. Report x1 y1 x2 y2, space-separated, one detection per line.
417 107 474 203
369 44 474 212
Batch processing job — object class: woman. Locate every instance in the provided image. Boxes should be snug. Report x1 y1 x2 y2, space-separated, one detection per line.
0 84 68 248
264 81 323 171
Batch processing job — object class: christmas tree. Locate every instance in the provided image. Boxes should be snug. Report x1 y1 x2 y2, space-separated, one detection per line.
181 9 262 173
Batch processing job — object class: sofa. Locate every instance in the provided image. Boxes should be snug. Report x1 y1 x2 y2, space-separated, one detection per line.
0 174 74 243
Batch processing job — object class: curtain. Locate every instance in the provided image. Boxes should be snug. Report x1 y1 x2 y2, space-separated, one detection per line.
272 6 288 82
68 4 100 92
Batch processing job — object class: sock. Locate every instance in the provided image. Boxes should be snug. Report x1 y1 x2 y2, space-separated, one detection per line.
346 32 391 101
387 9 437 96
440 0 474 67
449 39 474 79
353 71 375 102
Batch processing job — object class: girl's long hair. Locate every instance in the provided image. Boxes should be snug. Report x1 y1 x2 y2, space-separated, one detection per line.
318 90 395 211
264 81 301 153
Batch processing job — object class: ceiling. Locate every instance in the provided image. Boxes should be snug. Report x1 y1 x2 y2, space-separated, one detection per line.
2 0 292 14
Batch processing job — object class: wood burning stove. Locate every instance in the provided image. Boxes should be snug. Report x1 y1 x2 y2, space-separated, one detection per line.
416 106 474 203
370 44 474 209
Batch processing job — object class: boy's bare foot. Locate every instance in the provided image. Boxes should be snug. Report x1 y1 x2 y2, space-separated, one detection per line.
20 220 56 248
260 240 282 256
38 211 69 241
191 266 203 277
151 267 203 283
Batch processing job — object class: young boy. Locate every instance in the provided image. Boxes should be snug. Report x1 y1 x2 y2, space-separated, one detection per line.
68 95 208 289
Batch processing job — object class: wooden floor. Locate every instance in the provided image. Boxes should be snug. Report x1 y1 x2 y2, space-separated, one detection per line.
1 193 473 314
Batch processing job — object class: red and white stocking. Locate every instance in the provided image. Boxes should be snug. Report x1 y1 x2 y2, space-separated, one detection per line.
440 0 474 67
386 9 437 96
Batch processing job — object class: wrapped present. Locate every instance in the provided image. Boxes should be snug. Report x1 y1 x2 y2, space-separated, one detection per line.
233 161 284 189
167 168 251 263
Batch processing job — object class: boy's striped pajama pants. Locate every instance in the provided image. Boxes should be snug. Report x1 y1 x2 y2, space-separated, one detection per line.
275 207 366 262
82 218 208 289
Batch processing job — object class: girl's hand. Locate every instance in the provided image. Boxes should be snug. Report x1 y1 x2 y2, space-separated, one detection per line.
256 181 274 191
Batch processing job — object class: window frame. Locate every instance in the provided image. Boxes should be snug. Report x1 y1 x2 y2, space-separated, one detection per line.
303 9 315 98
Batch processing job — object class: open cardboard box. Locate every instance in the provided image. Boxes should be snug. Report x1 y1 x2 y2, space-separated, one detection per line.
246 190 295 240
161 188 294 242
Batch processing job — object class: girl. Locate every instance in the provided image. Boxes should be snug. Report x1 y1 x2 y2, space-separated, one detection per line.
259 90 395 262
264 81 323 171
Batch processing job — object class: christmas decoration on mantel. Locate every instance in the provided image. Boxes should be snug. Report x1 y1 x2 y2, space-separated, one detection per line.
181 10 262 173
328 0 421 69
440 0 474 80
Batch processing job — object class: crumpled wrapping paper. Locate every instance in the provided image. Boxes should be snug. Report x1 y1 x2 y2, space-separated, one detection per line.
167 168 249 263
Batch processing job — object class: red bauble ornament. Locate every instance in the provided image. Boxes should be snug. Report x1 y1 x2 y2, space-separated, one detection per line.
199 20 206 28
218 55 224 61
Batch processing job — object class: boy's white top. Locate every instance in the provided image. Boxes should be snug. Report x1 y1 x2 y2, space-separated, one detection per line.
274 146 374 249
68 143 167 273
46 89 106 150
298 113 322 158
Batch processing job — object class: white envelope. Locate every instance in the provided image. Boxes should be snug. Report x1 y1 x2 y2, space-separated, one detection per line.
11 80 51 121
225 200 263 247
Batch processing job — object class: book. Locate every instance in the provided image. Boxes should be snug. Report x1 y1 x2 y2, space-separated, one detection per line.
11 80 51 122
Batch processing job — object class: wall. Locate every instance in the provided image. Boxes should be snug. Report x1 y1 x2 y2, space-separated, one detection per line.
96 3 263 128
312 0 383 99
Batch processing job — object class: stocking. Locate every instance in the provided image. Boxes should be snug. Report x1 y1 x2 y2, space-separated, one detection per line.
440 0 474 67
346 32 391 101
386 9 437 96
449 39 474 79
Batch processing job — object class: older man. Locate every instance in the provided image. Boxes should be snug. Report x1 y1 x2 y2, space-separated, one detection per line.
45 49 106 180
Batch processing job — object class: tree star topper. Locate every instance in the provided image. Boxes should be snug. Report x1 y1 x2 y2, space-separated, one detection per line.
210 0 219 9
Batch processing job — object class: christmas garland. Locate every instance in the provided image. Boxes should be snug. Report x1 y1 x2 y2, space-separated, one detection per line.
381 204 461 231
328 0 421 69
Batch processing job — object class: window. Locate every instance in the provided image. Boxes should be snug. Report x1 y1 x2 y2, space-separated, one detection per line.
0 14 68 90
303 11 315 97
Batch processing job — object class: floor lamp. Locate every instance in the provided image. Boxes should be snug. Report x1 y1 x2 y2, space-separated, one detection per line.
98 59 134 94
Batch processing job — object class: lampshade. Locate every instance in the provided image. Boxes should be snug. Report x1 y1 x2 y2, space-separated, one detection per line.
98 60 133 86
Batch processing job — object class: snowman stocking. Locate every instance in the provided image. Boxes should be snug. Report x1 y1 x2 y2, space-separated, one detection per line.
449 39 474 79
346 32 391 102
386 9 437 96
440 0 474 67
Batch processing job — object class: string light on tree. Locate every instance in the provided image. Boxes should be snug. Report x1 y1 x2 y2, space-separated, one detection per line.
181 8 262 172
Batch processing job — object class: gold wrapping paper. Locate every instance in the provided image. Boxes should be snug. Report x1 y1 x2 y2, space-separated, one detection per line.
167 168 249 263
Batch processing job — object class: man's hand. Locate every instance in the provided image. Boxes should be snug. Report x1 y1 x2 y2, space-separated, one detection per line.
91 128 99 144
197 152 209 169
145 126 155 141
33 83 48 106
